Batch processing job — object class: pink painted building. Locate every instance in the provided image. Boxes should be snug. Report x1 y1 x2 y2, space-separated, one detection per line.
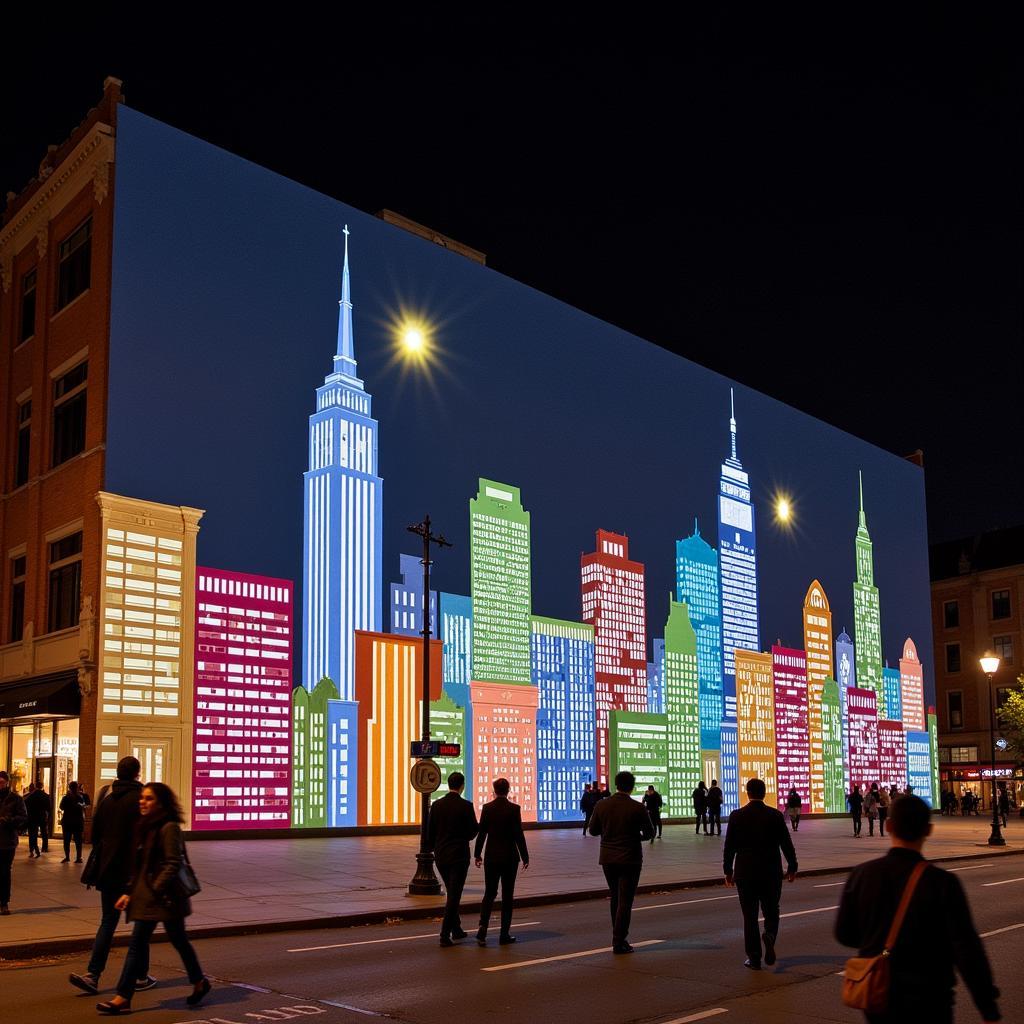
772 645 810 812
846 686 880 788
878 720 908 790
898 636 926 733
192 568 293 829
471 681 540 821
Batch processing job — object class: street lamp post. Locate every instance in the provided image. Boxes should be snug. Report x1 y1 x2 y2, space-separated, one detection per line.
407 514 451 895
980 653 1005 847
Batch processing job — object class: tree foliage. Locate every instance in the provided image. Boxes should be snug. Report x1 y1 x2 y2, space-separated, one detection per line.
997 673 1024 764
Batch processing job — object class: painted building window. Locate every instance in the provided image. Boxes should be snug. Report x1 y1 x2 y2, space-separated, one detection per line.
991 589 1011 621
47 531 82 631
14 398 31 487
994 635 1014 665
52 362 87 467
943 600 959 630
945 643 961 674
56 217 91 310
9 555 26 643
947 690 963 730
19 268 36 344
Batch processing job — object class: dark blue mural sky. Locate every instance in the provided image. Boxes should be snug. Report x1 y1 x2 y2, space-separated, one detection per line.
107 107 933 698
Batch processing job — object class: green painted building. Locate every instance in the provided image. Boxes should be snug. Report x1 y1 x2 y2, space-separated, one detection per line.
852 472 886 717
664 596 701 813
429 691 467 802
469 479 532 685
820 677 846 813
927 708 940 809
609 710 669 806
291 676 339 828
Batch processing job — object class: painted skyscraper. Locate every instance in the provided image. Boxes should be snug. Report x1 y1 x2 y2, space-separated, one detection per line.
772 645 810 814
390 553 437 639
582 529 648 787
802 580 833 813
663 597 701 815
736 649 776 807
883 665 903 725
676 522 723 774
846 686 880 787
852 472 884 718
820 678 846 813
440 592 473 790
899 637 925 732
878 720 908 790
302 228 383 700
835 629 856 793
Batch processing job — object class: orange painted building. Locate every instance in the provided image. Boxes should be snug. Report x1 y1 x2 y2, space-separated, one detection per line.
802 579 833 812
353 629 442 825
470 680 539 820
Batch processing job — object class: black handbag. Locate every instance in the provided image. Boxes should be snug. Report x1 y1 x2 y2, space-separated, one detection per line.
171 842 202 900
80 843 102 888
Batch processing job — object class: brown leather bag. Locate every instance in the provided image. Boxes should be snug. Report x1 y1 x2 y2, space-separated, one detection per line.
841 860 927 1013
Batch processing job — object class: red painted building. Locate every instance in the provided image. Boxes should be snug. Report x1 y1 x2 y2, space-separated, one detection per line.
878 719 908 790
471 680 539 821
772 645 810 812
847 686 880 788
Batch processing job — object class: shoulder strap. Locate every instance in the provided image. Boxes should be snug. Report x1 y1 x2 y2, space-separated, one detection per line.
883 860 928 952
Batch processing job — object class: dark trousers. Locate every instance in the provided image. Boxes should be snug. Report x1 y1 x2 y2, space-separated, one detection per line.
28 820 46 854
866 1000 952 1024
64 828 83 860
695 809 708 833
877 807 888 836
707 807 721 834
649 814 662 838
737 875 782 963
116 918 202 999
478 860 519 938
89 888 148 980
601 863 641 945
0 847 14 904
851 811 862 835
437 860 469 938
582 812 592 835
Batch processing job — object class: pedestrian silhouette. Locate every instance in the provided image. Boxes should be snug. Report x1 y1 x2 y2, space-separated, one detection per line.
474 777 529 946
426 771 478 947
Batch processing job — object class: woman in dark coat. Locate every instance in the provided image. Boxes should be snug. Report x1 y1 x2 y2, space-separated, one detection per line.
59 780 89 863
692 781 709 835
96 783 210 1014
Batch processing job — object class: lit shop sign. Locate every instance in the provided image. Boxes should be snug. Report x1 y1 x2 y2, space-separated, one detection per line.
979 768 1014 780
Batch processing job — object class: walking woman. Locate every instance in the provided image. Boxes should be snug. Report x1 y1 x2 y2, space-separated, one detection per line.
96 783 210 1015
864 782 880 836
785 788 802 831
692 781 709 835
847 784 863 837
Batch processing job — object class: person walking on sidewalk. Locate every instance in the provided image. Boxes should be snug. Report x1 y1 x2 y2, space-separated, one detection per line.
877 783 890 837
642 785 663 841
426 771 478 947
59 781 89 863
25 781 50 858
0 770 28 915
849 784 864 836
96 782 209 1015
692 781 709 835
865 783 881 837
785 788 802 831
835 795 1001 1024
723 777 798 970
706 780 724 836
589 770 656 954
69 756 155 997
474 777 529 946
580 783 598 836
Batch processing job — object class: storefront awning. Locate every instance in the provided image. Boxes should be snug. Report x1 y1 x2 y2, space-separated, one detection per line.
0 671 80 720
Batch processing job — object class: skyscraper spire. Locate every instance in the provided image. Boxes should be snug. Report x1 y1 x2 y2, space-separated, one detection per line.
857 470 868 533
333 225 358 378
729 387 738 462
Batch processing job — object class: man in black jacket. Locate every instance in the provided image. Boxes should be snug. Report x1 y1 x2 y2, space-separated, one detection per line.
0 770 28 915
474 777 529 946
589 770 655 953
723 777 798 970
580 784 598 835
69 756 155 995
835 795 1000 1023
426 771 478 947
25 781 51 857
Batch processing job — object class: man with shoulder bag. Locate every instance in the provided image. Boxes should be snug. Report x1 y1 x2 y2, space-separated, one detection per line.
835 795 1000 1023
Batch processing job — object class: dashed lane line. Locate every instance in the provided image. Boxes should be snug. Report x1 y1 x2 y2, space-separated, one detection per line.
481 939 665 971
661 1010 729 1023
778 905 839 919
982 877 1024 887
980 923 1024 938
947 864 991 872
288 922 541 952
813 882 845 888
636 894 737 911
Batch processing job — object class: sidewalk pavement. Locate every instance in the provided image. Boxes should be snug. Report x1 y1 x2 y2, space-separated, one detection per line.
1 814 1018 958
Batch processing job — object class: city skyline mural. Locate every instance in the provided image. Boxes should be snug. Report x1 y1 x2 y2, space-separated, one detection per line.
105 107 937 826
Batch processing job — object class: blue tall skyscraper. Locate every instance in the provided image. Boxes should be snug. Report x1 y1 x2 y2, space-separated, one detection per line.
676 520 724 756
440 592 473 788
302 227 383 700
647 638 665 715
835 628 856 792
882 664 902 723
532 616 597 821
389 553 437 638
717 389 759 812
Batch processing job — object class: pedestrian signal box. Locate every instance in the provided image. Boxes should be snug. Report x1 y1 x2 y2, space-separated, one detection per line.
410 740 461 758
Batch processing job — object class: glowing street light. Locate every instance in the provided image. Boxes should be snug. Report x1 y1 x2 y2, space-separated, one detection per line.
980 652 1006 847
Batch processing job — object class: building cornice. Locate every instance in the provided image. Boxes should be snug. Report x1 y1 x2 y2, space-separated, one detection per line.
95 491 206 533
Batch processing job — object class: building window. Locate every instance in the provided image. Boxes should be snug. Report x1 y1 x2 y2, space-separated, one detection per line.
991 589 1011 620
9 555 26 643
938 746 950 763
949 744 978 763
14 399 31 488
56 218 91 311
51 362 87 467
945 643 961 674
947 690 963 730
19 268 36 344
996 687 1012 708
994 635 1014 665
47 531 82 632
943 600 959 630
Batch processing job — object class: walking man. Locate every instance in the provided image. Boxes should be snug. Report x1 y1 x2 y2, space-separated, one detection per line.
25 782 50 858
0 770 27 915
581 783 598 836
877 782 890 837
69 756 156 996
642 785 663 842
589 770 655 953
474 777 529 946
723 777 798 970
426 771 478 947
836 795 1000 1023
706 779 724 836
59 781 88 863
849 784 864 836
693 781 709 835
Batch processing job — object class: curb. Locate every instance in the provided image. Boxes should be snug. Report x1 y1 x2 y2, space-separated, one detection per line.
3 844 1020 961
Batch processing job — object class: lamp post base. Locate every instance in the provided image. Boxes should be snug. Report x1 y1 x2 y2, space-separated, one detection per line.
988 823 1006 847
409 852 442 896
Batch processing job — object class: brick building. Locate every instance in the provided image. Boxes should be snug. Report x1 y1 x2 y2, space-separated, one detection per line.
931 526 1024 808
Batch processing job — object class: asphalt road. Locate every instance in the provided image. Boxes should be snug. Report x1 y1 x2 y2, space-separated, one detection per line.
4 857 1021 1024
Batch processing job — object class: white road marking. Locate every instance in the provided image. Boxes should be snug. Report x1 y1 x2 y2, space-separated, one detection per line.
982 877 1024 887
288 922 541 952
947 864 991 872
636 894 737 911
813 882 845 888
232 982 274 992
778 905 839 919
662 1010 729 1023
980 923 1024 938
319 999 382 1015
481 939 664 971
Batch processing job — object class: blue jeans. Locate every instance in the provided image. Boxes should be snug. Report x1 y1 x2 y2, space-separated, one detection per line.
116 918 202 999
88 889 148 980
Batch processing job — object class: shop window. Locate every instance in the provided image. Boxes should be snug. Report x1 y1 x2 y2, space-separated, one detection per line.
51 362 87 467
47 531 82 632
19 267 36 344
947 690 963 730
56 217 91 311
991 589 1011 620
9 555 26 643
994 635 1014 665
943 600 959 629
14 398 31 487
945 643 961 674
